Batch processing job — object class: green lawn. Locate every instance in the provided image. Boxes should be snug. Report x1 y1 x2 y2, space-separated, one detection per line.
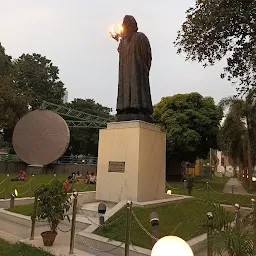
0 174 96 199
8 203 33 216
167 176 256 208
0 239 53 256
95 198 232 249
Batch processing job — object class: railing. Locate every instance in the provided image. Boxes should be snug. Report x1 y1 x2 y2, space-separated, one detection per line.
0 154 98 165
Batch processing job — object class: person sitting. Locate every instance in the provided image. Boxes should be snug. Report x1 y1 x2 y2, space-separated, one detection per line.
63 176 72 191
89 173 96 184
76 171 84 184
11 169 27 181
85 172 90 184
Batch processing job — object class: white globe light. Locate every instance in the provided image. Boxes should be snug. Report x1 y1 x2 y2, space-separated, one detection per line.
167 190 172 195
151 236 194 256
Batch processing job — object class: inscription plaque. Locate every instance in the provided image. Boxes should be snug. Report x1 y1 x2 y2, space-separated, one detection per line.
108 161 125 173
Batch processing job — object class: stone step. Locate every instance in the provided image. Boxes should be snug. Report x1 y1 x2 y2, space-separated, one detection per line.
79 201 116 218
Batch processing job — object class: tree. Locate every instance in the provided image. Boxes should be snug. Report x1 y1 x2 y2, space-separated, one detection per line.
0 43 12 75
12 53 66 109
64 98 113 156
218 94 256 188
153 93 223 164
175 0 256 94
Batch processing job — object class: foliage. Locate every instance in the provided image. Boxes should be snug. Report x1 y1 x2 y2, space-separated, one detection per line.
65 98 113 156
0 76 30 129
36 179 71 232
175 0 256 94
0 43 12 76
184 174 195 196
209 203 256 255
218 93 256 187
0 239 53 256
153 92 223 163
12 53 66 109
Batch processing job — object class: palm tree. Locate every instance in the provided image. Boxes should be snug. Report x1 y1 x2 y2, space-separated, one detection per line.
218 93 256 188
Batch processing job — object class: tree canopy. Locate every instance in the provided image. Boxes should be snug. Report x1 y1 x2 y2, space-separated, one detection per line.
175 0 256 94
153 92 223 163
64 98 113 156
12 53 66 109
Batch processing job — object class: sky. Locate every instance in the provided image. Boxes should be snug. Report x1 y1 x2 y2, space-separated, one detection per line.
0 0 236 112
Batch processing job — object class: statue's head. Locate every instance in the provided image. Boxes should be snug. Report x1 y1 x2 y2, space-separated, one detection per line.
122 15 138 38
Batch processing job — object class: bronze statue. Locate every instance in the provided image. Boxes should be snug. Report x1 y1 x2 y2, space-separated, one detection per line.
116 15 153 122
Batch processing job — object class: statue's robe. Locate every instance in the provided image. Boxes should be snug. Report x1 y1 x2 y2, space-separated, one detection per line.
117 32 153 118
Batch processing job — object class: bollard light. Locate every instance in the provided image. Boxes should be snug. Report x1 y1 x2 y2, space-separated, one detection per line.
167 190 172 195
234 203 240 211
98 202 106 226
151 236 194 256
10 189 18 209
150 212 159 227
207 212 213 220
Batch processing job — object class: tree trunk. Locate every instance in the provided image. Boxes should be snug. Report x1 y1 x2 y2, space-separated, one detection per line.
247 117 253 189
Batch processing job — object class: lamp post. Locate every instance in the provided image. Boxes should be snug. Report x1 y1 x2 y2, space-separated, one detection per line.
234 203 241 231
149 212 159 248
151 236 194 256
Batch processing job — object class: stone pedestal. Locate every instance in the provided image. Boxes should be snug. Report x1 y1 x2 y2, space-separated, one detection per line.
26 164 44 175
96 121 166 203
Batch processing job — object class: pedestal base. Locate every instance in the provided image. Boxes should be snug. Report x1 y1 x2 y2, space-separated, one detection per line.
26 165 44 175
96 121 166 203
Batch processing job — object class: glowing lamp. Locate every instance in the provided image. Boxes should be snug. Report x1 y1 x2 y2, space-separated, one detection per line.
167 190 172 195
151 236 194 256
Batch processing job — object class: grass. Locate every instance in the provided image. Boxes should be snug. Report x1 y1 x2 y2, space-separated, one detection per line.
167 176 256 208
0 238 53 256
0 174 96 199
95 198 232 249
8 203 33 216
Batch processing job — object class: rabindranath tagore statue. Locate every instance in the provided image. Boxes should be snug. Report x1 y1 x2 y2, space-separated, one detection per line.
116 15 153 123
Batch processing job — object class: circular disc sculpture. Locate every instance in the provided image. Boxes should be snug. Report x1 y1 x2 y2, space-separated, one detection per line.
151 236 194 256
13 110 70 166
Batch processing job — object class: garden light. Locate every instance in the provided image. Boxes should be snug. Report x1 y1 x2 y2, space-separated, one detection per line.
98 202 106 225
167 190 172 195
151 236 194 256
10 189 18 209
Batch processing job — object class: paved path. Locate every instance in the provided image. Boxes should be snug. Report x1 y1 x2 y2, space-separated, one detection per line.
223 178 247 194
0 217 95 256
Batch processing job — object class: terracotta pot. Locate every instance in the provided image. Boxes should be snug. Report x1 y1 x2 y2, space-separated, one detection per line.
41 231 57 246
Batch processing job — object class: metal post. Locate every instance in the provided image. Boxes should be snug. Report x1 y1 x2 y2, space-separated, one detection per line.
71 173 75 191
10 194 15 209
207 212 213 256
125 201 132 256
69 192 78 254
231 184 234 205
30 193 39 240
150 212 159 248
30 175 35 198
4 174 9 199
184 179 187 195
234 204 240 231
207 182 210 201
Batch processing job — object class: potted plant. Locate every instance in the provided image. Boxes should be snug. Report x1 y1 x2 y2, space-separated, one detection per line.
36 179 71 246
185 174 195 196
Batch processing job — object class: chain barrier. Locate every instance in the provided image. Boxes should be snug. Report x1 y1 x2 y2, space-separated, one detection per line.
0 187 6 194
17 178 32 188
210 196 229 203
19 187 32 196
186 226 206 241
83 211 126 227
131 209 158 241
194 185 207 191
165 182 182 190
78 234 124 253
0 177 7 186
208 186 226 195
57 225 72 233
